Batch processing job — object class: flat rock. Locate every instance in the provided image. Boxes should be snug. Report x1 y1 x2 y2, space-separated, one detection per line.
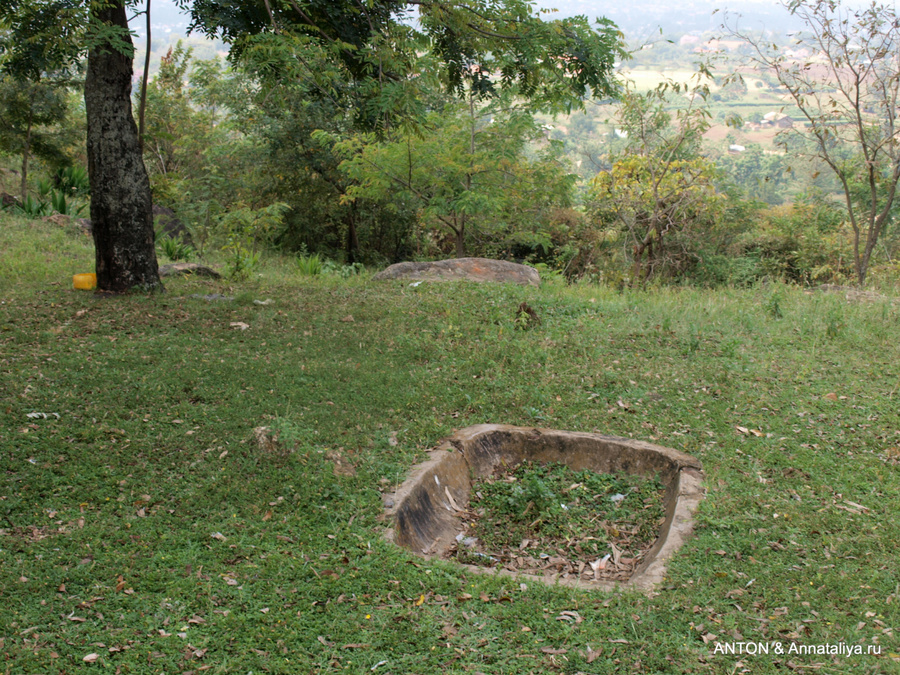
159 262 221 279
372 258 540 287
42 214 73 227
188 293 233 301
814 284 894 304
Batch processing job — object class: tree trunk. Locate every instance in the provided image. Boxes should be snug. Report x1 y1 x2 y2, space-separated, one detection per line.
85 0 161 293
455 215 466 258
346 201 359 264
20 115 31 202
138 0 152 151
21 84 34 201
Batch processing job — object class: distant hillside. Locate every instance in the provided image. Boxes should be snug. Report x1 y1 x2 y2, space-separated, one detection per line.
538 0 807 36
127 0 809 70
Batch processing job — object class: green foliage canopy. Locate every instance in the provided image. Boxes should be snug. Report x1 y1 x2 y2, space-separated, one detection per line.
179 0 625 118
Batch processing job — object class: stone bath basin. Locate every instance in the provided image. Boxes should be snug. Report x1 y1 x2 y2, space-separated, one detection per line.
384 424 705 592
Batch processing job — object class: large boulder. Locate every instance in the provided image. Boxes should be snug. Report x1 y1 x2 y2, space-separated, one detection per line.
0 192 19 209
153 204 193 246
372 258 540 287
42 214 73 227
159 262 221 279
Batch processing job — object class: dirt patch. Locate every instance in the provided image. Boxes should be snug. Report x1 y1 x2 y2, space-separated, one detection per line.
1 522 79 542
449 461 666 583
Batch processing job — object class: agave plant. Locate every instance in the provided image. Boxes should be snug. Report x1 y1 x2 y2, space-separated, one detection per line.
296 253 322 276
50 190 86 217
55 165 90 195
157 234 196 262
14 194 53 218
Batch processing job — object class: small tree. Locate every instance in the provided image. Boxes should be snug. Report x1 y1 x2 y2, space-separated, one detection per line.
329 93 575 258
727 0 900 285
0 77 70 201
587 83 722 284
0 0 83 200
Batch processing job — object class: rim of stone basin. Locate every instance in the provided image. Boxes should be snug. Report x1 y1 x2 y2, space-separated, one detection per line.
383 424 705 592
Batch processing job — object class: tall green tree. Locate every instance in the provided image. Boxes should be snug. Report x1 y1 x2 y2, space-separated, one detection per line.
0 0 84 200
4 0 623 291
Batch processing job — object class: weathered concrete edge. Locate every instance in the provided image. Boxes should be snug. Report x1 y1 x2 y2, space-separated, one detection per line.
384 424 705 594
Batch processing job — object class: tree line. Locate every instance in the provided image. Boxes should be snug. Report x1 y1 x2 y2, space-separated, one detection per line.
2 0 900 290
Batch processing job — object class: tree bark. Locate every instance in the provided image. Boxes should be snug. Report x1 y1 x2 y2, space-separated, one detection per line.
138 0 152 151
85 0 161 293
454 219 466 258
346 200 359 263
20 113 31 202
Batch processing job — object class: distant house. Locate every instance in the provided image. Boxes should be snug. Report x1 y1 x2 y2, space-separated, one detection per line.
762 112 794 128
694 39 744 54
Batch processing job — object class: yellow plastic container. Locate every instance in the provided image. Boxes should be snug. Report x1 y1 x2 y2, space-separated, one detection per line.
73 273 97 290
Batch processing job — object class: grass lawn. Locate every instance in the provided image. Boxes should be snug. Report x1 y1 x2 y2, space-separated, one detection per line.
1 213 899 674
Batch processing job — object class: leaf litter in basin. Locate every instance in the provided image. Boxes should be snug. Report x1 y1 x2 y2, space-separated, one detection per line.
450 461 666 582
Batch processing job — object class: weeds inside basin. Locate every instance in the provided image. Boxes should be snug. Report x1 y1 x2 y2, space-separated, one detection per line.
450 461 666 582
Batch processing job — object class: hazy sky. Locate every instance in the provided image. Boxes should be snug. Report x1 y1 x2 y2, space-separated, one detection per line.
135 0 885 43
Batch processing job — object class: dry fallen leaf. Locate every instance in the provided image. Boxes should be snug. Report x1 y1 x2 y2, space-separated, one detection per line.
540 647 568 655
83 653 99 663
230 322 250 330
824 392 838 401
444 487 462 512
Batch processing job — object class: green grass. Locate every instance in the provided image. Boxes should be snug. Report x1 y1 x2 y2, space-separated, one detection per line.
2 213 900 673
